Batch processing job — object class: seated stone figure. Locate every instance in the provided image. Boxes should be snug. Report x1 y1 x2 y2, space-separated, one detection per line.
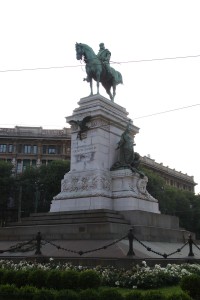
111 122 144 177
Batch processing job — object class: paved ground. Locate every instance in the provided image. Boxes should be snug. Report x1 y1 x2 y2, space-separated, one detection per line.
0 239 200 262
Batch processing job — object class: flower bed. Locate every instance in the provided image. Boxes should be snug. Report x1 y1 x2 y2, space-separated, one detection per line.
1 259 200 290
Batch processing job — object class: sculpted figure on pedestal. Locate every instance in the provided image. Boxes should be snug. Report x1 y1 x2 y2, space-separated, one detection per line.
75 42 123 101
111 121 144 178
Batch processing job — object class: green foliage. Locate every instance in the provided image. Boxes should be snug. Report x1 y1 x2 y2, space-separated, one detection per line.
19 285 37 300
0 284 19 300
144 290 166 300
55 289 79 300
39 160 70 211
28 269 47 288
18 167 40 216
140 166 200 235
140 167 165 199
0 160 13 177
45 269 62 289
125 290 143 300
166 291 192 300
99 288 124 300
1 269 16 285
14 269 30 287
60 270 80 290
18 160 70 215
0 161 15 224
32 288 55 300
0 268 5 283
79 288 100 300
180 274 200 299
79 270 101 290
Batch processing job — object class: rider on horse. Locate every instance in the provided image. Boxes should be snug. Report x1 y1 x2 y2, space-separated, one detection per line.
97 43 112 76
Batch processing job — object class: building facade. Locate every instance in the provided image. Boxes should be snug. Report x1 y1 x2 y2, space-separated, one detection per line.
140 155 196 193
0 126 197 193
0 126 71 174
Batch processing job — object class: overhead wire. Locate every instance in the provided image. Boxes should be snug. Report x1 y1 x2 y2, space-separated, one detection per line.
133 104 200 120
0 103 199 128
0 53 199 126
0 53 200 73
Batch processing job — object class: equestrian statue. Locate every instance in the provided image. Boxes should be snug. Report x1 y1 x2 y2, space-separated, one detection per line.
75 43 123 102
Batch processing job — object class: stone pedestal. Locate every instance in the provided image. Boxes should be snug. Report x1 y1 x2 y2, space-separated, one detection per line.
50 94 160 214
111 169 159 213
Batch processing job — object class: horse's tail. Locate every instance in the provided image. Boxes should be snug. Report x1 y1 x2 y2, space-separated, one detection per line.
110 67 123 84
115 71 123 84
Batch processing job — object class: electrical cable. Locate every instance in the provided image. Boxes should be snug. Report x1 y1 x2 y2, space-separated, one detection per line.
0 53 200 73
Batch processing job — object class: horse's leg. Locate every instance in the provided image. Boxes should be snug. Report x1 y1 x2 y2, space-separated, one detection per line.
96 72 101 94
106 88 113 101
112 84 116 102
90 79 93 96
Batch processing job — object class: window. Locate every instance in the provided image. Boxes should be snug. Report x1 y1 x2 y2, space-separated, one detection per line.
42 145 47 154
8 144 13 153
33 145 38 154
0 144 6 153
23 159 30 171
18 144 22 153
32 160 37 167
17 160 22 174
48 145 56 154
24 145 31 154
57 145 61 154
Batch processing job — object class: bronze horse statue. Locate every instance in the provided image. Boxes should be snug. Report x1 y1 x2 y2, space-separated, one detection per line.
75 43 123 101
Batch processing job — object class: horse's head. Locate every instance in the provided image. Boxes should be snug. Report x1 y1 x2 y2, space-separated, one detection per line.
75 43 84 60
75 43 96 62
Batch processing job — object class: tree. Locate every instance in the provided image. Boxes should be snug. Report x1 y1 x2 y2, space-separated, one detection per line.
18 160 70 217
38 160 70 212
0 161 15 225
18 160 70 216
141 166 200 236
18 166 40 217
140 167 166 199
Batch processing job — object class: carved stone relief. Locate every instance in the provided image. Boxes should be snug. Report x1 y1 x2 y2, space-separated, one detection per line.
61 172 111 194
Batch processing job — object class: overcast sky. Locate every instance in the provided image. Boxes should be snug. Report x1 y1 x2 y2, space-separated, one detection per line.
0 0 200 193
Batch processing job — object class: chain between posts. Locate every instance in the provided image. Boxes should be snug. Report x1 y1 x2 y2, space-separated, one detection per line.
43 234 127 256
127 229 199 258
0 230 199 258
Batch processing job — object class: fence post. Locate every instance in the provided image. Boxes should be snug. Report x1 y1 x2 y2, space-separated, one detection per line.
35 232 42 255
188 234 194 257
127 228 135 256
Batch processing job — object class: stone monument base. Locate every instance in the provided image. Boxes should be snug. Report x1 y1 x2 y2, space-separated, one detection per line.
1 209 194 243
50 169 160 214
50 95 160 214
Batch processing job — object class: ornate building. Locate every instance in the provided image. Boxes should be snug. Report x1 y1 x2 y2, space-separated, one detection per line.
140 155 196 193
0 126 197 193
0 126 71 174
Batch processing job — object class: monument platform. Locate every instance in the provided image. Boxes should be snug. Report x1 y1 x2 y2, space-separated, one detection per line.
0 209 193 243
0 95 193 245
50 95 160 214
